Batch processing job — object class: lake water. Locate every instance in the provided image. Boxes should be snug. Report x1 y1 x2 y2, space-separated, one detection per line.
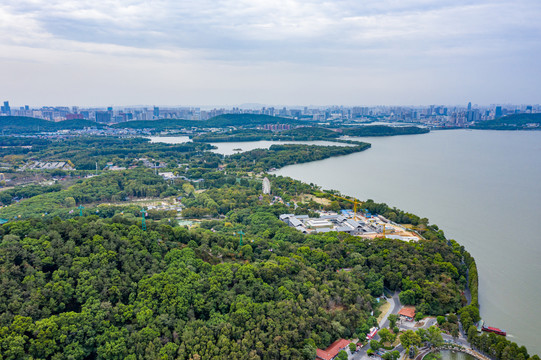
438 350 476 360
148 137 350 155
207 140 351 155
272 130 541 356
149 136 192 144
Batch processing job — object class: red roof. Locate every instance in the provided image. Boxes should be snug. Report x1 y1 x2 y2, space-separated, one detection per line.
398 306 416 319
316 339 351 360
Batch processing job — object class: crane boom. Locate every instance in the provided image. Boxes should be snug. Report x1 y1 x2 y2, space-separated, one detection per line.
328 193 362 220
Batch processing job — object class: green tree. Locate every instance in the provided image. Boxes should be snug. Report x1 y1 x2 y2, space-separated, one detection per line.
399 290 416 305
337 350 348 360
426 326 444 347
437 316 446 325
370 340 381 350
383 350 400 360
302 344 317 360
388 314 399 329
378 328 395 344
400 330 421 350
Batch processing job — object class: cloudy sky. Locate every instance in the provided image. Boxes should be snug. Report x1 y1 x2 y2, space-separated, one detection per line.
1 0 540 107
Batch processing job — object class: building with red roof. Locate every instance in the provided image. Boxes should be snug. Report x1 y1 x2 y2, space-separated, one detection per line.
398 306 416 321
316 339 351 360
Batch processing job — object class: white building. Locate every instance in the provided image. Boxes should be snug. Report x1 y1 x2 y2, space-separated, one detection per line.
262 177 271 194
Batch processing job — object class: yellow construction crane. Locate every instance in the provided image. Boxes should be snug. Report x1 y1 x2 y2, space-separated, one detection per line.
328 193 362 220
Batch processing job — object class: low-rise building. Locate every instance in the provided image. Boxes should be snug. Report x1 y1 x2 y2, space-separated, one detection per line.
316 339 351 360
398 306 416 321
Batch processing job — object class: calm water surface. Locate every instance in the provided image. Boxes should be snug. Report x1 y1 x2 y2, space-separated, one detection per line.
272 130 541 355
208 140 350 155
438 350 476 360
148 136 192 143
148 137 350 155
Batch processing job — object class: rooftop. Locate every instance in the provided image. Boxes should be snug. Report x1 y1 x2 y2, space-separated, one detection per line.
398 306 416 319
316 339 351 360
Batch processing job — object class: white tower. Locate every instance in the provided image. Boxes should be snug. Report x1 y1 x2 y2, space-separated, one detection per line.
262 177 271 195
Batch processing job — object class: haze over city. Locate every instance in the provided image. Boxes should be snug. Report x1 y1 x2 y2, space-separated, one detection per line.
1 0 540 106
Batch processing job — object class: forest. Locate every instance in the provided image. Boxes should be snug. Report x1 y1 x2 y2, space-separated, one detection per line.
226 143 370 172
192 126 429 142
471 113 541 130
113 114 305 131
0 134 538 359
0 198 471 359
0 117 104 134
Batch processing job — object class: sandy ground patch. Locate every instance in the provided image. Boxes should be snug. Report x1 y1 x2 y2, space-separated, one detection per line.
377 300 391 324
299 194 331 206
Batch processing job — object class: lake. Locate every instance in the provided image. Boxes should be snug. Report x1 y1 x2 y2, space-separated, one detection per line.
273 130 541 355
437 350 476 360
149 136 351 155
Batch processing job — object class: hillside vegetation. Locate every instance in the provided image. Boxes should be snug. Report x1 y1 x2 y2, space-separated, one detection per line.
472 113 541 130
113 114 305 130
0 116 103 134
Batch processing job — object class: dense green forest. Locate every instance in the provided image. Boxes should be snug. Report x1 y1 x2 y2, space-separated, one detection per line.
0 117 104 134
192 126 429 142
0 201 470 359
192 127 340 142
0 137 215 170
0 170 176 220
342 125 429 137
472 113 541 130
0 135 537 359
226 142 370 172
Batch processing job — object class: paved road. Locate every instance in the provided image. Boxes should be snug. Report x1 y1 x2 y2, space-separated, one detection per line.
350 292 401 360
348 292 472 360
379 292 401 330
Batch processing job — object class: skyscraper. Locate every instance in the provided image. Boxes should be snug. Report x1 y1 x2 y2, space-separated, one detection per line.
495 106 502 118
467 102 472 111
1 101 10 115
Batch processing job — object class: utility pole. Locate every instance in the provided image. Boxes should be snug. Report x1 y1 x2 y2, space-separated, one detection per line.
141 208 147 231
236 230 245 246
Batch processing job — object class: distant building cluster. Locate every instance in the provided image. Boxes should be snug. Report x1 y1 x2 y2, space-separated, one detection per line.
280 210 419 241
2 99 540 128
259 123 291 131
19 161 75 171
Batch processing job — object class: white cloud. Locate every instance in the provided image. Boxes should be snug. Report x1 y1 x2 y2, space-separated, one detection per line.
0 0 540 105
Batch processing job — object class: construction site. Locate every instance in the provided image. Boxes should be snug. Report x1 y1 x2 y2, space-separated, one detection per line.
280 209 420 241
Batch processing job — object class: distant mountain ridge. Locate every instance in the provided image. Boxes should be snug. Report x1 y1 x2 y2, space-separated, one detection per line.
112 114 307 130
0 114 307 133
0 116 104 133
472 113 541 130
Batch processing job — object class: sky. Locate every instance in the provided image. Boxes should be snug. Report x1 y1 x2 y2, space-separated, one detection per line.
1 0 540 107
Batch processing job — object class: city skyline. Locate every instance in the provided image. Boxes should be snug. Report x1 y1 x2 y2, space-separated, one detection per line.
1 0 540 106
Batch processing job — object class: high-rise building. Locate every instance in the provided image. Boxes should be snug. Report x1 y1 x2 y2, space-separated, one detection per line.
467 102 472 111
1 101 10 115
495 106 502 118
153 106 160 119
95 111 111 123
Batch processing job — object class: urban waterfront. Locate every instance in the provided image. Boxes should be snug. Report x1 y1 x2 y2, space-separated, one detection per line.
273 130 541 355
